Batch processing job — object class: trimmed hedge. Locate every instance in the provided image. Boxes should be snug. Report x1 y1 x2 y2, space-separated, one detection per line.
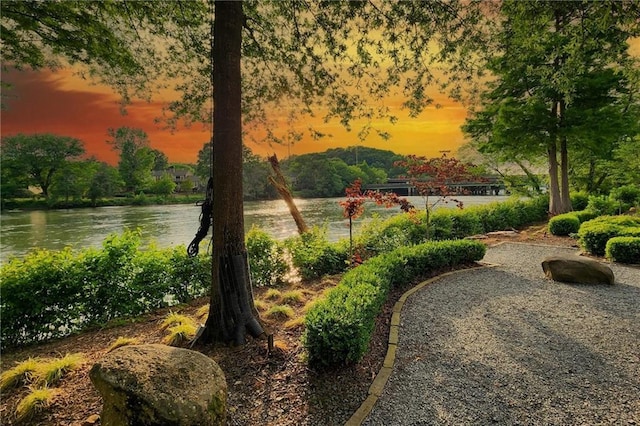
606 236 640 264
356 195 549 258
303 239 486 367
548 213 581 236
578 216 640 256
0 231 210 349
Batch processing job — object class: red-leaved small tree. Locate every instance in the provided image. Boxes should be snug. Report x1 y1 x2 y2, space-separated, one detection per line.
340 179 414 263
395 154 475 240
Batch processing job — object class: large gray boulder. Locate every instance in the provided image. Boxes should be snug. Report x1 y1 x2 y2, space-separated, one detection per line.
90 344 226 426
541 255 615 285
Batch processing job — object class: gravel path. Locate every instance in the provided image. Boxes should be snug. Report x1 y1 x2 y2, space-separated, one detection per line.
364 243 640 426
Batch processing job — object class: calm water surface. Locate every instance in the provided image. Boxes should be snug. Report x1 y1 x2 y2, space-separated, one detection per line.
0 195 508 261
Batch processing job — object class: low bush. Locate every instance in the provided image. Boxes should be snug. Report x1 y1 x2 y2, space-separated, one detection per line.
355 195 549 257
570 192 590 211
548 213 581 236
303 239 486 367
574 209 599 224
356 213 427 257
246 226 289 287
0 230 210 349
578 216 640 256
284 226 349 280
610 184 640 211
606 236 640 264
586 195 619 216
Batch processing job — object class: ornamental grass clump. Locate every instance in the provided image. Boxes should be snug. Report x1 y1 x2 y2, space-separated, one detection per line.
160 312 196 330
160 312 198 346
280 290 304 305
33 353 84 387
266 304 295 320
15 387 57 422
107 337 140 353
0 358 39 391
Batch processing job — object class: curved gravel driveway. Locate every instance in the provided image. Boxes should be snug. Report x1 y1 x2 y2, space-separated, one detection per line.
364 243 640 425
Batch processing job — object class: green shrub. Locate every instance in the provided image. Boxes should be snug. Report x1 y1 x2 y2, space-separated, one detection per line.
574 209 598 224
606 236 640 264
570 192 590 211
586 195 618 216
548 213 580 236
356 213 426 256
0 230 210 349
578 216 640 256
610 184 640 211
246 226 289 287
303 239 486 367
284 226 349 280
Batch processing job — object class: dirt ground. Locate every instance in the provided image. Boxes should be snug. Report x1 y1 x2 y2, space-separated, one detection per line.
0 223 578 426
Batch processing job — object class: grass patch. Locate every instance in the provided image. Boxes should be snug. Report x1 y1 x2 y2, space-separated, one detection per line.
107 337 140 353
161 312 196 330
284 317 305 330
254 299 269 311
0 358 39 392
281 290 305 305
196 304 210 319
264 288 282 301
265 304 295 320
34 353 84 387
163 323 197 346
15 387 57 422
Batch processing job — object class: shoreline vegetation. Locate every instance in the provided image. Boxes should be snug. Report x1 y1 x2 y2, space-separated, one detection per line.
1 193 207 211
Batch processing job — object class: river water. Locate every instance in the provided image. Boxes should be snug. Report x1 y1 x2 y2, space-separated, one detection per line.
0 195 509 262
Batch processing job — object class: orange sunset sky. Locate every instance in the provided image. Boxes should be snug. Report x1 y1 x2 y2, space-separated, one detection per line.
1 65 467 165
4 34 638 165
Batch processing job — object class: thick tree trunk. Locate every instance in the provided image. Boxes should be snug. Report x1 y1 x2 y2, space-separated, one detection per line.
268 154 308 234
200 1 264 345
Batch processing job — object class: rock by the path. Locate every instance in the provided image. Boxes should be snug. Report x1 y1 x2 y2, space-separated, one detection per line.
90 344 226 426
541 255 615 285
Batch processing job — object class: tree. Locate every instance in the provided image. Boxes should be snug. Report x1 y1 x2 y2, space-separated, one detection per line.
87 162 122 205
463 1 640 215
0 133 84 198
149 174 177 196
50 159 97 202
108 127 155 194
2 0 484 346
340 179 413 262
195 141 212 182
395 154 474 239
151 149 169 171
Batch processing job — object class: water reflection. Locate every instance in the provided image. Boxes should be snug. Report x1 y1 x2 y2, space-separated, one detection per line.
1 195 509 261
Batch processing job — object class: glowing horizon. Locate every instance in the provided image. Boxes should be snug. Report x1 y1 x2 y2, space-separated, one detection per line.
1 66 468 165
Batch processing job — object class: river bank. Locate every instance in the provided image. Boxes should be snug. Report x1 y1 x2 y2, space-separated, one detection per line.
0 195 511 261
1 193 206 211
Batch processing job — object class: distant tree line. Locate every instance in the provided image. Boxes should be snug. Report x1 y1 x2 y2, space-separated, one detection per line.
194 144 410 199
0 127 198 205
